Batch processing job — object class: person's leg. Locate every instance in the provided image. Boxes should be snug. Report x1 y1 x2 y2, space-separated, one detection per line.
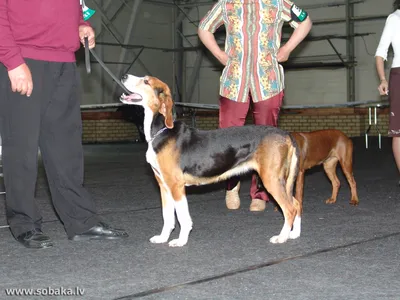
249 91 284 211
219 97 250 128
38 62 127 239
0 60 52 247
219 96 250 209
392 137 400 174
252 91 283 127
388 68 400 179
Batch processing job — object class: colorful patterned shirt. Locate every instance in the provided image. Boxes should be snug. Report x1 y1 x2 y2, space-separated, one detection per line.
199 0 304 103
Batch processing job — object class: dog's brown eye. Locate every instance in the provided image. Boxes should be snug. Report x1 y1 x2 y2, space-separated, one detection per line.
144 79 149 85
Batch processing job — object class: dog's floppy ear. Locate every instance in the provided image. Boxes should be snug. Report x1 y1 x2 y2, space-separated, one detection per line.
158 85 174 129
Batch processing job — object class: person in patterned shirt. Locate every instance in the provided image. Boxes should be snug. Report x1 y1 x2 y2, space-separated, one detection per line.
198 0 312 211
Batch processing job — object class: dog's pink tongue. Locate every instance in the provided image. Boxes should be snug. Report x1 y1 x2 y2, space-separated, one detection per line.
124 93 142 101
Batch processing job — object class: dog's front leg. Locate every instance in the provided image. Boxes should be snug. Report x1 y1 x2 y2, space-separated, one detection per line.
150 178 175 244
169 194 193 247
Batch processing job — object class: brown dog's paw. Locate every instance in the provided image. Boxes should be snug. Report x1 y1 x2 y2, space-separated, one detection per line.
349 199 359 206
325 198 337 204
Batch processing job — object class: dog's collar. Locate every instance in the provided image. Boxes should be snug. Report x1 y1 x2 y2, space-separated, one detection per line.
148 120 176 143
148 126 169 143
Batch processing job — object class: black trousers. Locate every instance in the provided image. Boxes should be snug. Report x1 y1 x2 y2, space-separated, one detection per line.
0 59 99 238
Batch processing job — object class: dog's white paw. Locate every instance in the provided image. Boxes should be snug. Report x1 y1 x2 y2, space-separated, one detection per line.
289 230 300 240
168 238 187 247
269 234 289 244
149 235 169 244
289 216 301 239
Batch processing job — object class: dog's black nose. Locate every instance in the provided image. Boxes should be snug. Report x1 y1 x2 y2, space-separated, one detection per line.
121 74 128 81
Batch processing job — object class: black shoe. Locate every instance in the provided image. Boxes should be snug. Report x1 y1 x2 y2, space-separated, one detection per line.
16 229 53 249
68 222 128 241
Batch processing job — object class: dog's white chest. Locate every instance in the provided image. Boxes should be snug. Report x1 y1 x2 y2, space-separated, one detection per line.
146 145 160 173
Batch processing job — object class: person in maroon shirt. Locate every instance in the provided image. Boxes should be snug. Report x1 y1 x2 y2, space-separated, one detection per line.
0 0 128 248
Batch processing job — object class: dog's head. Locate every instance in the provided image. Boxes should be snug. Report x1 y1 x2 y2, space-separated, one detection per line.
120 75 174 129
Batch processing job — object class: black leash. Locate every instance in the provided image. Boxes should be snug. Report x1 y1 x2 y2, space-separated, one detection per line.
84 37 91 74
84 37 131 94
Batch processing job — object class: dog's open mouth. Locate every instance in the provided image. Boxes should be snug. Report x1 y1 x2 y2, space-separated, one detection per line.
120 92 143 103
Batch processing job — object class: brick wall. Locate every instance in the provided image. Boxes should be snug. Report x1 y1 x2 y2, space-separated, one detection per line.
81 106 389 143
186 107 388 138
82 111 139 143
278 107 389 137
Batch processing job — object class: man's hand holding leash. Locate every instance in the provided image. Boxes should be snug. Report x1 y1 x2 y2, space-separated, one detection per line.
79 25 95 49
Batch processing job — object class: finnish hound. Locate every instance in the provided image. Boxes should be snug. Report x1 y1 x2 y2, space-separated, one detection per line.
120 75 302 247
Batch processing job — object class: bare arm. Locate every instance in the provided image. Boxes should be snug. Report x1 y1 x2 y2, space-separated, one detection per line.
198 28 228 65
278 16 312 62
284 17 312 53
376 56 386 81
375 14 394 96
376 56 388 95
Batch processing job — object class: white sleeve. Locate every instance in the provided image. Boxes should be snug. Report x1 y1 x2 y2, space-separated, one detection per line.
375 14 396 61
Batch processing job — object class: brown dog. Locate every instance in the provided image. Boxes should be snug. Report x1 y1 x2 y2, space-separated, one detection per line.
291 129 359 209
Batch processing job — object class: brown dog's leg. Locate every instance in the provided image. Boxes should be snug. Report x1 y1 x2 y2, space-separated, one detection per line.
339 141 359 206
323 158 340 204
295 170 305 214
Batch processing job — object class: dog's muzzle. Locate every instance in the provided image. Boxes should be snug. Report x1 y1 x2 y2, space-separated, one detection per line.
120 92 143 103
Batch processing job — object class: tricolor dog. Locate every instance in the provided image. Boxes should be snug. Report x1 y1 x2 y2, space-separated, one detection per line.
120 75 302 247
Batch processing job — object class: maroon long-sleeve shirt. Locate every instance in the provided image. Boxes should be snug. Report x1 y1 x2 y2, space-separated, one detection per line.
0 0 89 71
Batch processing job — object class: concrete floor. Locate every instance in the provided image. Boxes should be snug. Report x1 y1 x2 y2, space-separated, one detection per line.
0 136 399 300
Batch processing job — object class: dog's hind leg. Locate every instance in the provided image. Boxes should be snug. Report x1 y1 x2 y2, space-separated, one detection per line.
289 197 302 240
323 158 340 204
339 141 359 206
150 174 176 244
288 182 302 240
292 173 304 239
260 161 296 244
259 141 299 243
285 144 302 240
294 170 305 211
266 180 297 244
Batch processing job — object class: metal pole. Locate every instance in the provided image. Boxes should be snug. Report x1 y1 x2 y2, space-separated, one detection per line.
185 53 204 103
95 1 125 41
346 0 355 102
326 38 346 65
92 0 152 77
374 107 382 149
173 8 189 103
312 14 388 26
